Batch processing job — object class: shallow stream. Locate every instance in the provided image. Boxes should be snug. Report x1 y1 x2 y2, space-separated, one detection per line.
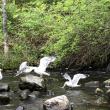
0 71 110 110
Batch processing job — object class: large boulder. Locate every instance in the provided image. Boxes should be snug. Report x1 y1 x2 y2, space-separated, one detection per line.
19 74 47 92
43 95 69 110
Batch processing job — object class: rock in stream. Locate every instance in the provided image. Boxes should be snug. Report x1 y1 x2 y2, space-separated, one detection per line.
19 74 47 92
0 92 10 105
43 95 69 110
0 83 10 105
18 74 47 100
0 83 10 92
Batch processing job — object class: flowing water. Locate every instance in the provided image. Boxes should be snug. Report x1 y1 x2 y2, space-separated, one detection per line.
0 71 110 110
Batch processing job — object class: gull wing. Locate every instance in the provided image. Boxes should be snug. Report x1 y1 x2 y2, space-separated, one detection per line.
38 56 56 72
63 73 72 81
72 74 87 84
16 61 28 76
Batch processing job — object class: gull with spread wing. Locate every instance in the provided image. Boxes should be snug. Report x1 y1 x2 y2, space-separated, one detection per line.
33 56 56 77
16 56 56 77
61 73 87 88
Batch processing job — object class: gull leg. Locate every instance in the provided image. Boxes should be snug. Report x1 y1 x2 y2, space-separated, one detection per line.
15 71 22 76
61 83 66 88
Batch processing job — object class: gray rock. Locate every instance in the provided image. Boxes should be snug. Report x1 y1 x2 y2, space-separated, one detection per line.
43 95 69 110
19 74 47 92
95 88 103 94
0 83 10 92
28 91 40 99
104 79 110 84
21 74 43 86
95 97 107 105
19 89 30 100
16 106 24 110
0 92 10 105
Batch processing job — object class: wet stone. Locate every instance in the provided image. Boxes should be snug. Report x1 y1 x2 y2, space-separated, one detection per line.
43 95 69 110
0 92 10 105
0 83 10 92
19 90 40 100
19 74 47 92
16 106 25 110
28 91 40 99
19 89 30 100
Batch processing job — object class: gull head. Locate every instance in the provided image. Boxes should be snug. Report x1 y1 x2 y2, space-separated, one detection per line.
23 61 28 65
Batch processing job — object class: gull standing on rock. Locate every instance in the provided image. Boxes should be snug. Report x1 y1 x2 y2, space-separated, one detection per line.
61 73 87 88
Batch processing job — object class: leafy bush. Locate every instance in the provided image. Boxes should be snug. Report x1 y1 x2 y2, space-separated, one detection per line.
0 0 110 69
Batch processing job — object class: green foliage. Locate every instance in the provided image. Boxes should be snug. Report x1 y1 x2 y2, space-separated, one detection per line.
0 0 110 69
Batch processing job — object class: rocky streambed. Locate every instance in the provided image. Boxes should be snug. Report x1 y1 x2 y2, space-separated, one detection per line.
0 70 110 110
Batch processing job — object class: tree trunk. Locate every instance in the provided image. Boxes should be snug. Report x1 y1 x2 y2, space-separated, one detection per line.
2 0 9 57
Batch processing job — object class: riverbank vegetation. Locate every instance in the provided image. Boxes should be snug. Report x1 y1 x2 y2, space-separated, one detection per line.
0 0 110 69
